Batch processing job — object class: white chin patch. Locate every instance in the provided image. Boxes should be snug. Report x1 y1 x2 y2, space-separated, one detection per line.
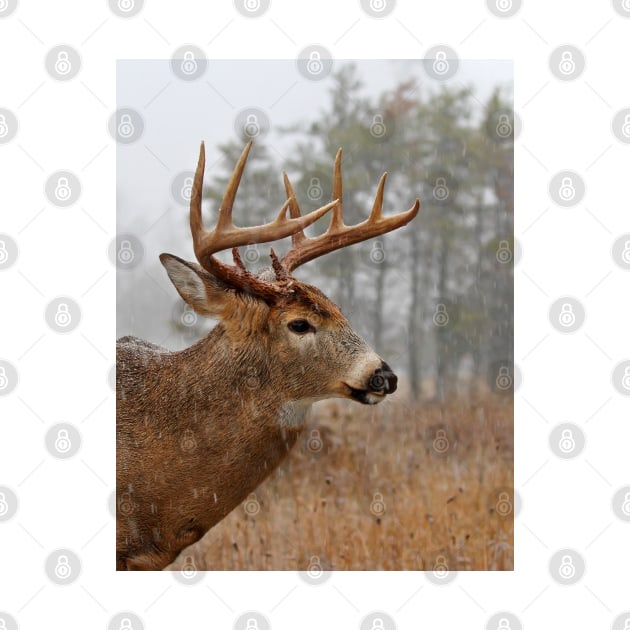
364 392 385 405
277 399 316 428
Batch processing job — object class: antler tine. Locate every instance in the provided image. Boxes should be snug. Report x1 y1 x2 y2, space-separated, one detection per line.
330 148 345 232
368 171 387 221
282 172 307 247
280 149 420 272
217 140 252 232
189 141 206 252
188 141 339 302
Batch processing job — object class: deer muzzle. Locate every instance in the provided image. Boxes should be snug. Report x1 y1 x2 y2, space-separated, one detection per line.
368 361 398 394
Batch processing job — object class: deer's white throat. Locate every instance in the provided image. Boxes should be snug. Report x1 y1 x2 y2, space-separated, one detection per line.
277 399 318 428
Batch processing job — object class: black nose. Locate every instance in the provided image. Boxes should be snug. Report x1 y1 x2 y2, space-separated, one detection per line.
368 361 398 394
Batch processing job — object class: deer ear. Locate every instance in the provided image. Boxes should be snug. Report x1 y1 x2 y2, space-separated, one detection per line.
160 253 232 317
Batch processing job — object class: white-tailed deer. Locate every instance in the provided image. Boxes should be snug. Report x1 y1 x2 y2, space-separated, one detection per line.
116 141 420 570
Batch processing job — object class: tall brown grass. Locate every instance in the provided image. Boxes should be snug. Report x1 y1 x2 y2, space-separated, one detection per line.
168 395 513 571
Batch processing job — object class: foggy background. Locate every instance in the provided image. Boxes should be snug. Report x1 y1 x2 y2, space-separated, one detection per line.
116 59 514 401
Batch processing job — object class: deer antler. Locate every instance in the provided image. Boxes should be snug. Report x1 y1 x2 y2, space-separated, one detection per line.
280 148 420 272
189 141 338 300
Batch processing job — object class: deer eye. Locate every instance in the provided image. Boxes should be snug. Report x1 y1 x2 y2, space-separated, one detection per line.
287 319 314 335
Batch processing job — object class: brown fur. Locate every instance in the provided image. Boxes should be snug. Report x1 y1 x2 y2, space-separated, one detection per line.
116 262 386 570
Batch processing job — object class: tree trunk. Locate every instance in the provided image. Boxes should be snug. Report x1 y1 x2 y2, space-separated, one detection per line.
435 233 449 402
408 227 421 400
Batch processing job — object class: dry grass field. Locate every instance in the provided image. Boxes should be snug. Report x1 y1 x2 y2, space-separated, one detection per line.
168 394 513 571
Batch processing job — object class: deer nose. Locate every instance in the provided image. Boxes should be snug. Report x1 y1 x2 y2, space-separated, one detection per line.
368 361 398 394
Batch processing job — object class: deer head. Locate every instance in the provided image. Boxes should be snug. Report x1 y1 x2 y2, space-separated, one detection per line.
116 141 420 570
160 141 420 406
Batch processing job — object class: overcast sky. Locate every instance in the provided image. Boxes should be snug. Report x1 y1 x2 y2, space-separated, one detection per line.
116 59 513 343
117 58 512 232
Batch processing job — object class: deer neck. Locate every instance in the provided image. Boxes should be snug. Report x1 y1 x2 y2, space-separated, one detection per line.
180 324 318 432
174 323 311 456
